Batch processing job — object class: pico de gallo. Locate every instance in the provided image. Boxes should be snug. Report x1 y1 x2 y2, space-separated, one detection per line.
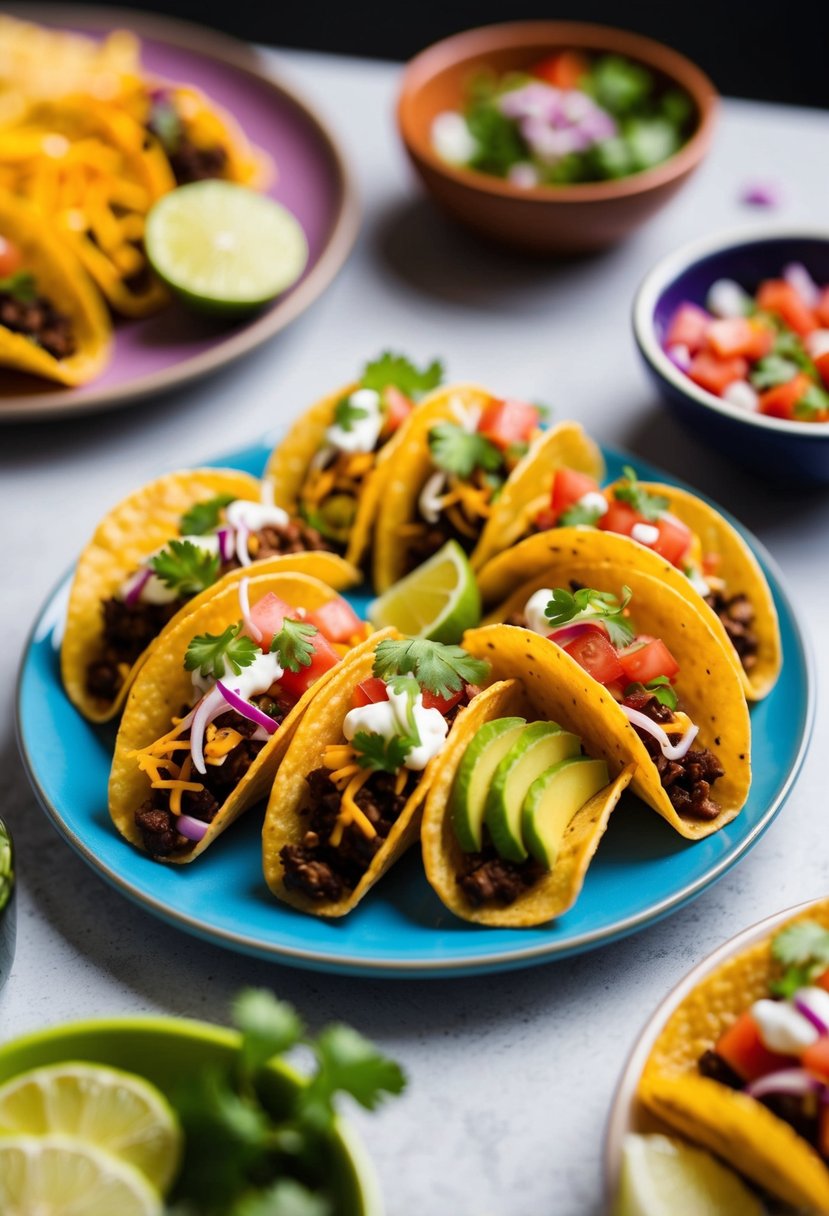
532 465 759 676
131 581 363 859
0 235 76 360
663 263 829 423
513 583 725 820
431 51 694 188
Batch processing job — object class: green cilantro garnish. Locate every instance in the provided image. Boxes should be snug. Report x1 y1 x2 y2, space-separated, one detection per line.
332 395 369 432
373 638 489 700
532 401 553 422
185 623 260 680
180 494 236 536
360 352 444 400
351 732 412 774
270 618 318 672
772 328 819 376
613 467 669 521
624 676 678 710
770 921 829 998
544 585 635 647
428 422 503 479
148 99 182 154
794 384 829 421
150 539 219 596
0 270 36 303
559 501 605 528
750 354 802 391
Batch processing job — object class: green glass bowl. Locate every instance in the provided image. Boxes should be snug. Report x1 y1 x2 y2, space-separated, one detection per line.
0 817 14 993
0 1016 383 1215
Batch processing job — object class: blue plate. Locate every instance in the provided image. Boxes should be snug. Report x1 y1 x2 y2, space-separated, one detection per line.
15 441 814 977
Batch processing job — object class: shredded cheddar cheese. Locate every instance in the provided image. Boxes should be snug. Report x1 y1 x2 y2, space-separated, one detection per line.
322 743 378 845
128 719 207 809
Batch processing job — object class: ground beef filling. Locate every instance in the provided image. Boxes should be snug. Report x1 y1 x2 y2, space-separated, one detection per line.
1 291 76 360
406 512 479 573
241 520 332 560
85 598 180 701
279 767 418 902
458 846 544 908
624 689 724 821
705 591 759 673
134 711 267 858
699 1049 822 1156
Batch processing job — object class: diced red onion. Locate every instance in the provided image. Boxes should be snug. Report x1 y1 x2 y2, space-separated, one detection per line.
177 814 209 842
795 992 829 1037
746 1068 825 1100
124 567 152 607
784 262 820 308
619 704 699 760
235 523 251 567
740 180 781 208
548 622 606 647
217 527 233 563
238 577 262 643
666 343 692 372
217 680 278 736
190 685 227 775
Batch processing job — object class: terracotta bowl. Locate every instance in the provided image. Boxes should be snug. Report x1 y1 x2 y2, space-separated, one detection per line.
397 21 718 254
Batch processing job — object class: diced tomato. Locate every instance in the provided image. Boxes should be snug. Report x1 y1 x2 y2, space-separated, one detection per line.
757 279 817 336
688 351 749 396
702 551 722 577
382 386 414 433
706 316 774 360
803 1036 829 1081
534 506 558 531
276 631 340 700
618 638 679 683
353 677 389 707
532 50 589 89
665 303 710 354
551 467 602 518
817 288 829 329
421 687 464 714
561 631 625 686
815 350 829 389
478 399 540 450
652 514 693 566
305 597 363 644
715 1010 795 1082
758 372 816 421
0 237 22 279
598 498 640 537
244 593 297 649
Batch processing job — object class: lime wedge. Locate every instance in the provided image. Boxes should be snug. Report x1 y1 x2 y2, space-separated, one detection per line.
369 540 481 644
613 1134 764 1216
0 1135 163 1216
0 1062 181 1193
145 181 308 314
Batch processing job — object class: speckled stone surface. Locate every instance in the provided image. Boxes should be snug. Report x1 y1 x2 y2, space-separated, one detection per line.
2 48 828 1216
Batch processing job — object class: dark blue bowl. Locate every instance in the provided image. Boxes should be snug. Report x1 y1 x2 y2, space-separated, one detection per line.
633 229 829 484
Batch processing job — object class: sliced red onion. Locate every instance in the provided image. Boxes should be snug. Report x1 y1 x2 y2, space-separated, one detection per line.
216 527 233 563
548 622 606 647
746 1068 825 1101
235 523 251 567
784 262 820 308
666 343 692 372
217 680 278 736
740 180 781 208
795 990 829 1037
238 577 262 643
123 566 152 607
190 685 227 775
619 704 699 760
177 815 209 842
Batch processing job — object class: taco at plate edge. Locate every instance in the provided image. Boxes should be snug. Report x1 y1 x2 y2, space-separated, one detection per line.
109 571 370 863
476 463 781 700
0 190 110 384
421 675 635 927
638 899 829 1213
261 632 492 917
371 387 603 591
62 467 358 723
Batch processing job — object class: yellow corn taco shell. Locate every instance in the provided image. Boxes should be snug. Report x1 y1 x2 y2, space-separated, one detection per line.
0 191 111 384
156 84 273 190
109 571 357 862
421 676 635 927
466 560 751 839
638 899 829 1212
61 467 359 723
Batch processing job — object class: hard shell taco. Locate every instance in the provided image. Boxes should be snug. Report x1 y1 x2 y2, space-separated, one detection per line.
109 570 370 863
0 190 111 384
476 463 781 700
261 633 492 917
265 352 445 569
62 468 358 723
638 899 829 1213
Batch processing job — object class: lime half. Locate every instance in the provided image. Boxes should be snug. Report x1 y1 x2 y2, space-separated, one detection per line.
369 540 481 644
613 1134 764 1216
145 181 308 314
0 1062 181 1193
0 1135 163 1216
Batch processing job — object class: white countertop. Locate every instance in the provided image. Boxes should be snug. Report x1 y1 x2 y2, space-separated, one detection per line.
2 46 829 1216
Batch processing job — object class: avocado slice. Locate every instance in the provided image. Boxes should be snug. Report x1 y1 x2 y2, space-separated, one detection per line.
485 722 580 862
522 757 610 869
450 717 527 852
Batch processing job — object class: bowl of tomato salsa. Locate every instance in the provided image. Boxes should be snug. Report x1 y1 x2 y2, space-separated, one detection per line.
634 228 829 483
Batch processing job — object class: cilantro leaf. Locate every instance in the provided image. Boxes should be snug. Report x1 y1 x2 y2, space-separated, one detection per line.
772 328 819 376
332 396 369 432
750 355 801 391
770 921 829 998
351 731 412 774
185 623 260 680
270 619 318 672
180 494 236 536
373 638 489 699
465 96 528 176
613 467 669 521
625 676 678 710
150 540 220 597
148 98 183 154
559 501 605 528
544 585 635 647
0 270 37 303
230 1181 332 1216
299 1024 406 1131
428 422 503 479
794 384 829 420
360 352 444 400
233 989 304 1074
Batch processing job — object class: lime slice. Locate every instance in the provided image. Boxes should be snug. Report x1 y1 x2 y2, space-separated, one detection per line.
0 1062 181 1193
0 1135 163 1216
369 540 481 644
145 180 308 314
613 1134 764 1216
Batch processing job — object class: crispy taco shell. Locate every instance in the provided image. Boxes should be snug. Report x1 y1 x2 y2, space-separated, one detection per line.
109 571 356 862
639 899 829 1212
0 191 111 384
421 676 635 927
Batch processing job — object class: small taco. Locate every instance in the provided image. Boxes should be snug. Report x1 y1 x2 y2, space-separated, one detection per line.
62 468 358 723
262 634 491 916
639 900 829 1212
109 571 369 862
0 190 110 384
469 566 751 839
372 389 603 591
421 676 635 927
477 463 781 700
266 352 445 569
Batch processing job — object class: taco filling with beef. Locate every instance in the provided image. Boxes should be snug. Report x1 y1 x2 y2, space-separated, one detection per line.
0 254 77 360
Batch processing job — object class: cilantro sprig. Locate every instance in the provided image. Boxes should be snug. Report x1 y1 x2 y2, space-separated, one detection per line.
559 500 605 528
373 638 489 700
0 270 36 303
360 351 443 399
624 675 678 710
770 921 829 998
544 585 635 647
428 422 503 479
185 623 260 680
332 396 369 432
613 466 669 521
180 494 236 536
270 619 318 672
150 540 220 597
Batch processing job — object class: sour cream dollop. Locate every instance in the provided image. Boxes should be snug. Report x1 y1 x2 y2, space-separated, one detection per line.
342 682 449 771
325 388 384 453
524 588 554 636
121 534 220 606
225 500 290 532
751 997 819 1054
191 646 284 699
